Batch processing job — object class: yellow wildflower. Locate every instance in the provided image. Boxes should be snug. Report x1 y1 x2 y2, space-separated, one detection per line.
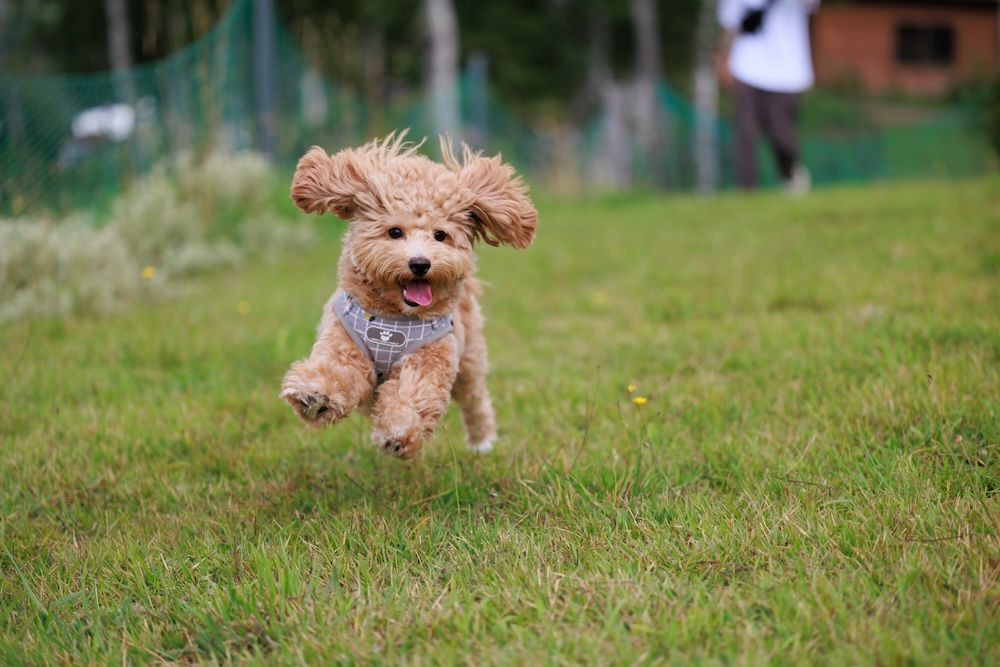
632 396 648 406
627 384 637 394
141 266 156 279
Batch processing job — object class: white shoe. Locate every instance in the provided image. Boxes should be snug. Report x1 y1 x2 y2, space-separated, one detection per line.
783 164 811 197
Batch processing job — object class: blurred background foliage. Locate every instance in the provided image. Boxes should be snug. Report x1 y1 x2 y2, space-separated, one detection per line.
0 0 997 221
1 0 698 117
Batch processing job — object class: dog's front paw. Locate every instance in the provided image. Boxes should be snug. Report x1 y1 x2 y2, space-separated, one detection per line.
280 387 344 427
371 406 428 460
377 436 412 459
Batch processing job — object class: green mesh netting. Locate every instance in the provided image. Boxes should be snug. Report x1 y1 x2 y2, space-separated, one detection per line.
0 0 995 217
1 0 259 215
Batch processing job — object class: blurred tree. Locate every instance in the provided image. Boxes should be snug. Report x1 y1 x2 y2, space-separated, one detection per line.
424 0 461 142
275 0 422 98
134 0 234 59
458 0 591 119
633 0 663 84
1 0 702 122
103 0 131 72
583 1 630 187
456 0 698 119
1 0 106 72
0 0 27 146
103 0 136 106
0 0 12 61
0 0 235 72
632 0 666 180
692 0 719 193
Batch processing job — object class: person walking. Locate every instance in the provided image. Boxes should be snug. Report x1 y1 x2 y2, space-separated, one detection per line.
717 0 820 194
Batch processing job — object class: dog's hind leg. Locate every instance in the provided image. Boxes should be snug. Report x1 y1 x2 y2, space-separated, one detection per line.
452 365 497 453
452 305 498 453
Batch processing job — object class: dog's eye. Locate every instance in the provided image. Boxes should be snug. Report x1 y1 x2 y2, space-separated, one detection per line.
433 230 447 242
388 227 404 239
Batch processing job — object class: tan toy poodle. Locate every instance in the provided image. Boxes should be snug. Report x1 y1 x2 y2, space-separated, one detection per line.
280 132 538 459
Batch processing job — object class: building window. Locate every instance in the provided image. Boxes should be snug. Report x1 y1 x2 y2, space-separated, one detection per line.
895 24 954 65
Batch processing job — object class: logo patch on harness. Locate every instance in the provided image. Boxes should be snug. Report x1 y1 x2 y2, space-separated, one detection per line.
366 326 406 347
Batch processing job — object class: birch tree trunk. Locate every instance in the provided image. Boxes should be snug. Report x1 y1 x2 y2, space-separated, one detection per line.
0 0 10 61
103 0 136 105
693 0 720 194
166 7 192 152
0 0 25 147
630 0 665 185
253 0 277 156
586 12 629 190
363 25 385 133
424 0 460 143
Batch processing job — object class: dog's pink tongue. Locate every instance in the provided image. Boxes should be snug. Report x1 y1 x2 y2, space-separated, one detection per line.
405 279 433 306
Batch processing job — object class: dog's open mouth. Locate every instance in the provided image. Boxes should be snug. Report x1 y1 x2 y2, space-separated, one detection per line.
402 279 433 307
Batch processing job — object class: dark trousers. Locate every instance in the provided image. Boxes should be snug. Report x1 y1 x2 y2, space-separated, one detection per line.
734 80 800 188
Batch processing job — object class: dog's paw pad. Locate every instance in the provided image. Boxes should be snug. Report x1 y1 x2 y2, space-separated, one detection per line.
379 438 403 457
300 393 329 410
282 389 336 424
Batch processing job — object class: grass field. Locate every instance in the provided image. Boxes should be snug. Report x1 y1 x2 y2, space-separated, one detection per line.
1 176 999 665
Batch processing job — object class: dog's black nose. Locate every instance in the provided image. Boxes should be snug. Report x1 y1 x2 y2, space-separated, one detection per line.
409 257 431 277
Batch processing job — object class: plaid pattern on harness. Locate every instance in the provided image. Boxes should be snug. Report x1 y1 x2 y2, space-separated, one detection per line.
332 291 454 383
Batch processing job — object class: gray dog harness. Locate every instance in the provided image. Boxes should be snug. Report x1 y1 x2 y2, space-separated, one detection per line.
332 291 454 383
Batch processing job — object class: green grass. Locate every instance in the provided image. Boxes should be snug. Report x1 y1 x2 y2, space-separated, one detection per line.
2 176 999 665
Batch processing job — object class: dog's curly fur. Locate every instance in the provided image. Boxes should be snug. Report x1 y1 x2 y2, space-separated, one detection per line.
280 132 538 459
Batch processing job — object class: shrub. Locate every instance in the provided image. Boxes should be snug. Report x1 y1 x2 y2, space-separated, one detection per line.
962 74 1000 162
0 216 141 320
0 151 314 321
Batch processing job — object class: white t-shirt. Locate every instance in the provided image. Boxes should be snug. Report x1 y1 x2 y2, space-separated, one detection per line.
718 0 820 93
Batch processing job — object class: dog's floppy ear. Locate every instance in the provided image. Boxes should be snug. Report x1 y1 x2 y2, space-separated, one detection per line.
290 146 371 220
447 141 538 249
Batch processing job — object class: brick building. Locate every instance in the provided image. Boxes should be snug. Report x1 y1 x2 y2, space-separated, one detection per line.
812 0 999 95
